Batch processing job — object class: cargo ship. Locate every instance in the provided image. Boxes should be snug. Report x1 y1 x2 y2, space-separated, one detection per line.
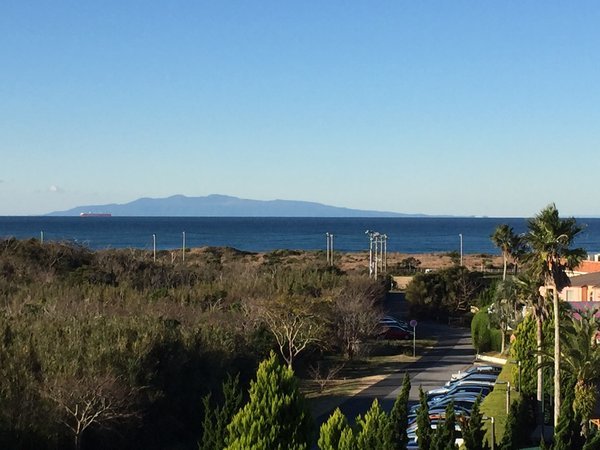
79 212 112 217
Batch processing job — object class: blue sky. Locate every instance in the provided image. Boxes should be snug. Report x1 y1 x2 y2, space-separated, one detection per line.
1 2 599 216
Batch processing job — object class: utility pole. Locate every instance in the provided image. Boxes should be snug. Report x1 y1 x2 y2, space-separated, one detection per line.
374 233 379 279
383 234 388 273
459 233 463 266
40 231 44 244
330 233 334 266
366 230 374 278
153 234 156 262
326 232 330 265
182 231 186 262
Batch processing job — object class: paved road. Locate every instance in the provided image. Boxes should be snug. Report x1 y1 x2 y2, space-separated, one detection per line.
315 292 475 425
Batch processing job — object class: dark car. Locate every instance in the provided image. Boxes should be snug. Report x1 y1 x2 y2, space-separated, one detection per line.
378 324 413 340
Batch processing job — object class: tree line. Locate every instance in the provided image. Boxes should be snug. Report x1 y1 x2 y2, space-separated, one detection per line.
0 239 386 449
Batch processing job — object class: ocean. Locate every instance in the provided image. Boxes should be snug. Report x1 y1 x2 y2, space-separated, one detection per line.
2 216 600 255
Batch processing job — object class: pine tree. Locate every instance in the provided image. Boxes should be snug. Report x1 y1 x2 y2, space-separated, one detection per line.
318 408 351 450
416 386 432 450
355 398 391 450
583 429 600 450
431 401 457 450
462 395 488 450
225 351 313 450
387 372 411 449
199 374 243 450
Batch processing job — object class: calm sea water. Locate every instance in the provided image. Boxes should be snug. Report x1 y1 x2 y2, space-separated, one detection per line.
2 216 600 254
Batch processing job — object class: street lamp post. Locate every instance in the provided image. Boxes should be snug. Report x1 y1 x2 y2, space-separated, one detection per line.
153 234 156 262
326 232 330 265
182 231 186 262
483 416 496 450
366 231 374 278
459 233 463 266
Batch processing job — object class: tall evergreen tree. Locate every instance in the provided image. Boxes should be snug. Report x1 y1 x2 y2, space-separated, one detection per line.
318 408 351 450
355 398 391 450
387 371 411 449
431 401 457 450
416 386 432 450
462 395 488 450
199 374 243 450
225 351 313 450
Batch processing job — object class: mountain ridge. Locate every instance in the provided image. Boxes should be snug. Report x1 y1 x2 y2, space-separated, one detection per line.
47 194 426 217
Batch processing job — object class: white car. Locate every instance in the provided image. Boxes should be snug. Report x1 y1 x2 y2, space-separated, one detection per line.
444 373 498 387
450 365 502 381
427 380 495 397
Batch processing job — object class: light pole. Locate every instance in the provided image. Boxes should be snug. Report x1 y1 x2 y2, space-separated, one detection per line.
383 234 388 273
326 232 330 265
40 231 44 244
459 233 463 266
153 234 156 262
410 320 418 357
483 416 496 450
182 231 186 262
366 230 374 278
330 233 334 266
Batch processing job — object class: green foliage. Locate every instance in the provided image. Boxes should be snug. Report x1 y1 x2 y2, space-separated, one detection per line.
463 396 489 450
583 429 600 450
318 408 351 450
0 239 368 448
355 399 391 450
199 374 243 450
471 310 492 353
498 397 532 450
431 401 457 450
225 352 313 450
416 386 432 450
509 311 554 399
387 372 411 449
406 267 488 320
553 373 585 450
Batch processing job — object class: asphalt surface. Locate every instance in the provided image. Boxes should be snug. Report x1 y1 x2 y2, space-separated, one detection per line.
315 292 475 425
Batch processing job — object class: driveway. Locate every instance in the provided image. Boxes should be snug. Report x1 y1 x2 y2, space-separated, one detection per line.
315 292 475 425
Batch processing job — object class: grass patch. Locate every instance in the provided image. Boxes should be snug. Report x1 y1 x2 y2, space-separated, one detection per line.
480 360 522 446
300 338 436 419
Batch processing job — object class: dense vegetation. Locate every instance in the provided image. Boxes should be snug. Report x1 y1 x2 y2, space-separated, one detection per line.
0 238 386 449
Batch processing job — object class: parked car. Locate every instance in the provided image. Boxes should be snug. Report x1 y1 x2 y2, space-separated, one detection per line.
410 396 478 415
407 423 464 448
379 318 413 333
444 373 498 387
378 324 413 340
427 380 495 397
450 365 502 381
428 384 492 403
382 315 410 328
408 404 472 423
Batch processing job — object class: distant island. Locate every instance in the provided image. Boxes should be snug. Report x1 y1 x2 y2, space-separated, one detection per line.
47 194 426 217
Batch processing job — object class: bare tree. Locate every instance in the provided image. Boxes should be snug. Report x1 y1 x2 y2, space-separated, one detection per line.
45 374 141 450
308 361 345 393
332 278 384 359
258 297 325 369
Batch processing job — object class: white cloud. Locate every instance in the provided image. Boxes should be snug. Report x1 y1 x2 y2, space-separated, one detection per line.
49 185 63 193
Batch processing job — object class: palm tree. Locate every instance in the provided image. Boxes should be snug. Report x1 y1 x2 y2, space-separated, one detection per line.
525 204 586 427
560 308 600 438
491 224 522 281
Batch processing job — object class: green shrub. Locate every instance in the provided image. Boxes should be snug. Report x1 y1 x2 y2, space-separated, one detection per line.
471 310 492 353
489 329 503 353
